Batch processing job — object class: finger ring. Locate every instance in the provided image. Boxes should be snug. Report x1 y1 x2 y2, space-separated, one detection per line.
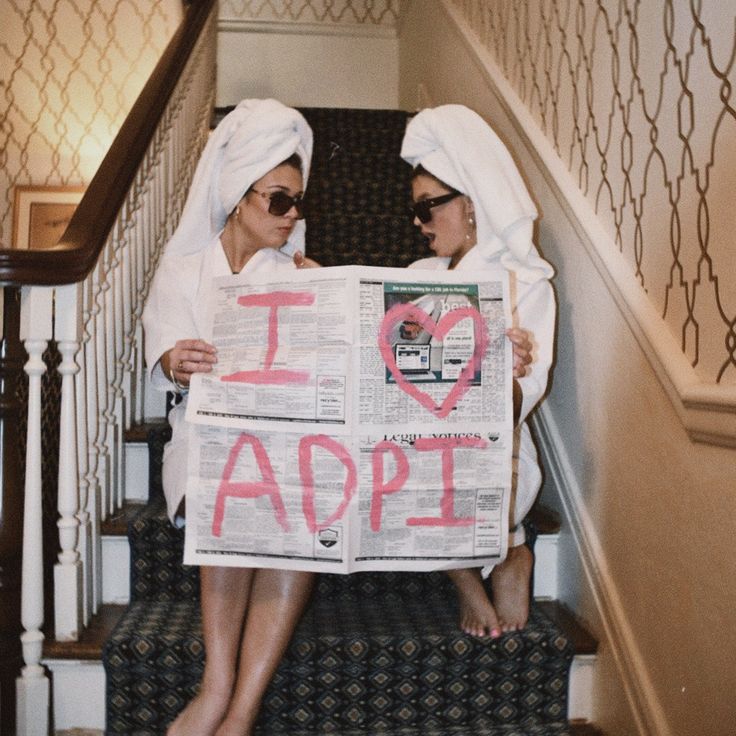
177 360 184 371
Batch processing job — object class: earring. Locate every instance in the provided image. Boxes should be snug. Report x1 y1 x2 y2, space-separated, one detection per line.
466 214 476 242
235 206 241 217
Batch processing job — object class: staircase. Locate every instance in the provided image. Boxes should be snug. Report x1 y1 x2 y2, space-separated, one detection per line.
44 108 599 735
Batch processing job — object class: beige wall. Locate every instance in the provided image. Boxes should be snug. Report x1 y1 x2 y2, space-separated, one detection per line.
399 2 736 734
216 0 400 108
217 30 399 109
0 0 184 248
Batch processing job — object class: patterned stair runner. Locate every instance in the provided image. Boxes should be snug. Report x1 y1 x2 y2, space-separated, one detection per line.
104 108 578 735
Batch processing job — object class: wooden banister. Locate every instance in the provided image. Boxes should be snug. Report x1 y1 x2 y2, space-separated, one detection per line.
0 0 216 286
3 2 217 732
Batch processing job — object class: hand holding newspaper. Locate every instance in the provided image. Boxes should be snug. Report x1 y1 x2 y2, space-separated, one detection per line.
183 265 513 573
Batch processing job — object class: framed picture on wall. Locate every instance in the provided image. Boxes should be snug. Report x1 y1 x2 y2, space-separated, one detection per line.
12 185 85 250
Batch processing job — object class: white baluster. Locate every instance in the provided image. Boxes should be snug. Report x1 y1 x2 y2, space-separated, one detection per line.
54 283 83 640
86 266 104 611
107 228 125 510
75 323 93 625
94 258 113 518
102 242 121 511
16 285 52 736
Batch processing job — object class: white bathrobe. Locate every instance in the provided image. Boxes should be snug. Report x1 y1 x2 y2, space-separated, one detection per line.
142 240 299 522
408 252 555 547
142 98 313 523
401 104 556 548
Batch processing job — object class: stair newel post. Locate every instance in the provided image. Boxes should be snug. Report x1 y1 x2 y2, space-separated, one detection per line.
54 283 83 641
16 285 53 736
74 276 93 624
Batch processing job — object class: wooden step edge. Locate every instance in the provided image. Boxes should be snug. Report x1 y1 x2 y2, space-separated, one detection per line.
100 500 146 536
528 502 561 535
570 720 604 735
41 601 596 664
124 419 168 443
43 604 126 660
537 600 598 655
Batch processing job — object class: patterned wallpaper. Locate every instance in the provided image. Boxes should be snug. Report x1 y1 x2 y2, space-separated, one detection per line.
219 0 400 26
452 0 736 385
0 0 183 247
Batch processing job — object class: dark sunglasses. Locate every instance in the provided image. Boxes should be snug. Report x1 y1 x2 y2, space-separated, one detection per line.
410 191 462 223
251 189 305 219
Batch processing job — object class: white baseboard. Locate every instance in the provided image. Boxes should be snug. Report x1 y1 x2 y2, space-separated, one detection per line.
143 382 167 422
124 442 149 503
43 660 106 731
533 405 672 736
533 534 558 600
101 535 130 605
568 654 595 721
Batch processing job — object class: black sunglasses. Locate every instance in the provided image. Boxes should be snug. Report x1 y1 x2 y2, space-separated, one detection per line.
251 189 305 219
410 191 462 223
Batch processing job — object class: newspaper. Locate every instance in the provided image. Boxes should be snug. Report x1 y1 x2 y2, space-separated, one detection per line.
184 265 513 572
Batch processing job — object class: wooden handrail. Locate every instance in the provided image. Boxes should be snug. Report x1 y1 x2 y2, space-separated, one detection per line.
0 0 216 286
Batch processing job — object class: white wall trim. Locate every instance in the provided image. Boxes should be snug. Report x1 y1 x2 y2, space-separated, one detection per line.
440 0 736 448
533 405 673 736
218 18 397 39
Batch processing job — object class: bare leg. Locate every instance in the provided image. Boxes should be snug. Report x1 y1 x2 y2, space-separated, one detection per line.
491 544 533 632
215 568 315 736
446 568 501 638
167 566 255 736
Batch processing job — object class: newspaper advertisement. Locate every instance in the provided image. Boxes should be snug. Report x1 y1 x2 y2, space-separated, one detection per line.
184 265 513 572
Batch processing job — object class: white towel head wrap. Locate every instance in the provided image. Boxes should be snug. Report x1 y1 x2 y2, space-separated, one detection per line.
401 104 553 282
165 98 313 257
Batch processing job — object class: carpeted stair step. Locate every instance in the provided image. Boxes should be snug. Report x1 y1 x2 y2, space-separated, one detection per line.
307 150 414 217
257 726 582 736
298 107 412 153
304 213 426 267
105 591 574 735
301 107 429 267
144 422 171 502
128 497 199 602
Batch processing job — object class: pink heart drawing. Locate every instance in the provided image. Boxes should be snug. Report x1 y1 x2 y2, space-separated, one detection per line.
378 302 489 419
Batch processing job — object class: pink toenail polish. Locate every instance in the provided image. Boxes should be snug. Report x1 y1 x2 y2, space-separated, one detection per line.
491 628 501 638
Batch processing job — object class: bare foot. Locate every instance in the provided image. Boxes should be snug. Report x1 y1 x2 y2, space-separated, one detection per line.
167 688 231 736
446 568 502 638
491 544 533 633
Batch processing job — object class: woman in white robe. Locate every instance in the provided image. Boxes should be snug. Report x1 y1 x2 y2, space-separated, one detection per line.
400 104 556 639
142 99 317 736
